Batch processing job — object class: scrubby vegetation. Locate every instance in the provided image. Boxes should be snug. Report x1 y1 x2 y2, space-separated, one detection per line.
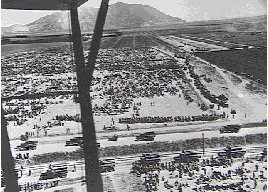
30 133 266 165
100 133 266 157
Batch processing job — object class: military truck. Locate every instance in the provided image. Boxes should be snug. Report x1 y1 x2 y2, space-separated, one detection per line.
220 124 241 133
65 137 83 146
79 141 100 148
99 159 115 173
174 150 201 163
131 153 160 174
108 135 118 141
39 166 68 180
140 153 160 165
66 137 100 148
135 131 156 141
218 146 246 158
15 141 38 151
103 125 117 131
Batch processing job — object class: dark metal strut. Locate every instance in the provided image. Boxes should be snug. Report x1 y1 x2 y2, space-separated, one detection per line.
69 0 109 191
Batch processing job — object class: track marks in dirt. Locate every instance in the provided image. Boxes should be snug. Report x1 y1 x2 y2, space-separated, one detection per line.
110 37 123 49
108 171 145 192
102 173 116 192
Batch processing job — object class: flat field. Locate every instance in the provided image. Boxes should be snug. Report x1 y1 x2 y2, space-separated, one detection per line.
1 42 71 57
2 33 267 140
179 31 267 48
194 48 267 85
1 21 267 192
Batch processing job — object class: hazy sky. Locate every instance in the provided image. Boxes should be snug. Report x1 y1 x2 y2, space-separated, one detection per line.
1 0 267 27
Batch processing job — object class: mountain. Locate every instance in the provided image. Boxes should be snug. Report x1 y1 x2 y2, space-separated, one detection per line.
1 24 29 34
1 2 185 35
104 2 185 28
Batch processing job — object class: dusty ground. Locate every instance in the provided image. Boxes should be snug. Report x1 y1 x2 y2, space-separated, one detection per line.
2 36 267 192
159 38 267 123
7 44 267 141
192 56 267 123
11 144 267 192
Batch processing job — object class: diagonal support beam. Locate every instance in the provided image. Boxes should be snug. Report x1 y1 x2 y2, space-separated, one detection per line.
86 0 109 73
1 107 20 192
69 0 107 191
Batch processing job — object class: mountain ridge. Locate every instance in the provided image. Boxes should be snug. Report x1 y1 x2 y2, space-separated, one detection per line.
1 2 185 34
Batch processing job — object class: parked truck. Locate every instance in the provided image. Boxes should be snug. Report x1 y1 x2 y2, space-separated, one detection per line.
135 131 156 141
15 141 38 151
218 146 246 158
39 166 68 180
108 135 118 141
174 150 201 163
66 137 100 148
131 153 160 174
100 159 115 173
220 124 241 133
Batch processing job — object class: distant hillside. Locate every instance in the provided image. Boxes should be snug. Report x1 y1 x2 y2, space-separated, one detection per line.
1 24 29 34
1 2 185 35
188 15 267 32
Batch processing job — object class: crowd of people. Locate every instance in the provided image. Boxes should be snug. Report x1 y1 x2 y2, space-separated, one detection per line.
119 113 225 124
1 49 79 129
2 47 232 132
131 151 267 192
19 180 59 191
3 99 47 126
94 48 211 116
200 156 232 167
54 114 81 122
3 95 73 127
1 50 73 77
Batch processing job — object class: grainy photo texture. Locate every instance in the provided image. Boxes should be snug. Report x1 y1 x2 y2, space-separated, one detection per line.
1 0 267 191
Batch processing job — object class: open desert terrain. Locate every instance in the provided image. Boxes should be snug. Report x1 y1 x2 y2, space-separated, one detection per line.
1 9 267 192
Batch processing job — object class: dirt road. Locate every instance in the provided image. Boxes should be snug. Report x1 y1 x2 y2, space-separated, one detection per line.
10 127 267 158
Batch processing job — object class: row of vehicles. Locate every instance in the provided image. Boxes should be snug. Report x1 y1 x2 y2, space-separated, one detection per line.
65 123 241 147
132 146 247 174
14 124 246 182
38 145 250 180
173 146 247 163
39 159 116 181
14 123 240 152
107 131 156 142
65 131 157 146
14 124 241 152
16 124 239 152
